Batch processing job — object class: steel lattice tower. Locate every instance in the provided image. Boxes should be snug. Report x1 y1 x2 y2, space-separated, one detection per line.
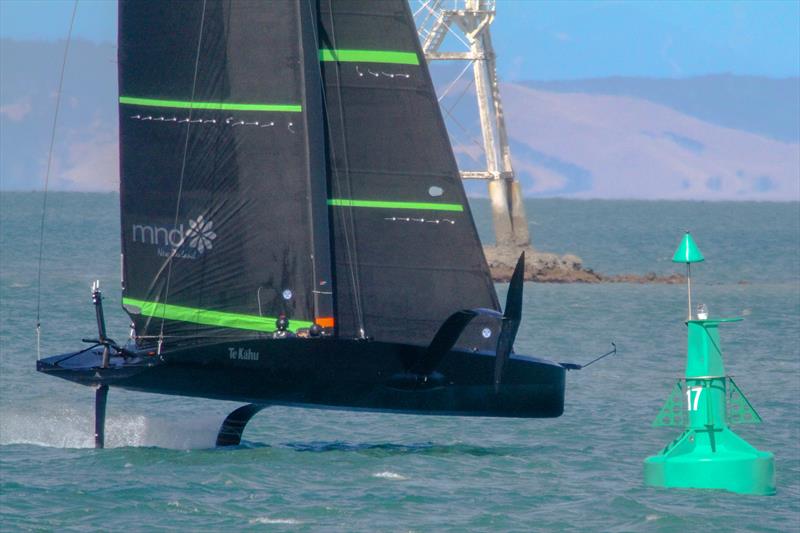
414 0 530 248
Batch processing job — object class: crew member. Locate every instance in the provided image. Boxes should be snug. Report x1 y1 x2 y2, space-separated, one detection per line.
273 313 294 339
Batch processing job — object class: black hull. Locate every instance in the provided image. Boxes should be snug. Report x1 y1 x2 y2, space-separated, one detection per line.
37 338 565 418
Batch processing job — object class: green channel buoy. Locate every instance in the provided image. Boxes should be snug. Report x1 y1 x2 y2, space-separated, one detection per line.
643 234 775 495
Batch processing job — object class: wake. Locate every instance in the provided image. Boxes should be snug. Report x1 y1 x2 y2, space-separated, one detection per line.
0 407 222 449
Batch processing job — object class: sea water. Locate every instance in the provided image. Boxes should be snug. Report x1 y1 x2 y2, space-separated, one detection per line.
1 193 798 531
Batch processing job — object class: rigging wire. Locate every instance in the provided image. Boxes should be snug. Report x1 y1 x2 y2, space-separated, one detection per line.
438 63 484 154
157 0 208 353
443 104 486 156
436 59 473 103
412 0 435 18
35 0 79 360
444 68 475 114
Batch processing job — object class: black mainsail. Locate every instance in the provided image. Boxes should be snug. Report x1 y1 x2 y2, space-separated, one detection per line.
118 0 332 341
37 0 569 449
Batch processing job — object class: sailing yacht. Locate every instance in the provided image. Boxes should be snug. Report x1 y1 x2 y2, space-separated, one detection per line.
37 0 569 448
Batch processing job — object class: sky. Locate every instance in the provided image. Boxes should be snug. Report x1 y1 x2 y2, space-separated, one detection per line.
1 1 798 198
492 0 800 80
1 0 798 80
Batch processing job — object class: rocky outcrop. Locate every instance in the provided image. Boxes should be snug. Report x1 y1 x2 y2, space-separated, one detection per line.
484 245 685 284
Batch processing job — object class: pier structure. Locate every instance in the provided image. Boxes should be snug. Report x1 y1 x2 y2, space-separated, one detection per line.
414 0 529 248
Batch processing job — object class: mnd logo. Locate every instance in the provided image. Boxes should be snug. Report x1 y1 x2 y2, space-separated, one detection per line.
132 215 217 259
186 215 216 253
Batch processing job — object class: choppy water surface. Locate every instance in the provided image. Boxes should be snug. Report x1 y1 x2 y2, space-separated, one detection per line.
1 193 798 531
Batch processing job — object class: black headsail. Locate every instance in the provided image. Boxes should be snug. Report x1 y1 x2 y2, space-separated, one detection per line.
118 0 332 343
318 0 500 346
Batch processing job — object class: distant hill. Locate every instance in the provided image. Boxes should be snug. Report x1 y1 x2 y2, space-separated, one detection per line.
483 83 798 200
435 70 799 200
522 75 800 143
2 39 798 200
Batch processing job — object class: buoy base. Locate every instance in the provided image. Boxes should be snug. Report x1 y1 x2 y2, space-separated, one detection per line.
644 428 775 495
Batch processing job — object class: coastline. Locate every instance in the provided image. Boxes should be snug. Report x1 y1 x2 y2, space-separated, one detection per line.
484 245 686 283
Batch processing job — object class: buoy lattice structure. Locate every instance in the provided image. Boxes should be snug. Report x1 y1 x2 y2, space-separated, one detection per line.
643 234 775 495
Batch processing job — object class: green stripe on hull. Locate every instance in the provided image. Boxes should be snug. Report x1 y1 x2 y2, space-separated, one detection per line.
119 96 302 113
319 49 419 65
122 297 313 333
328 199 463 212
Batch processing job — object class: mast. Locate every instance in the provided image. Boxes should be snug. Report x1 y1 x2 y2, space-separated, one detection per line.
297 0 335 330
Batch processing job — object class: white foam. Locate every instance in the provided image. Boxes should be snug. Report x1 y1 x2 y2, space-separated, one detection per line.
249 517 301 525
0 409 95 448
0 408 220 449
372 471 407 480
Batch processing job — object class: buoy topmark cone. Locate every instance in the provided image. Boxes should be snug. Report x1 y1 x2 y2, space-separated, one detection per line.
672 231 704 263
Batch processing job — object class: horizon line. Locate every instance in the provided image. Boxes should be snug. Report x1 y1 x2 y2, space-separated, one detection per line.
1 189 797 203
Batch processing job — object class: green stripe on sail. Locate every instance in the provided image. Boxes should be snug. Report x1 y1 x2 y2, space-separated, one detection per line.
328 199 463 212
122 297 313 333
119 96 302 113
319 49 420 65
